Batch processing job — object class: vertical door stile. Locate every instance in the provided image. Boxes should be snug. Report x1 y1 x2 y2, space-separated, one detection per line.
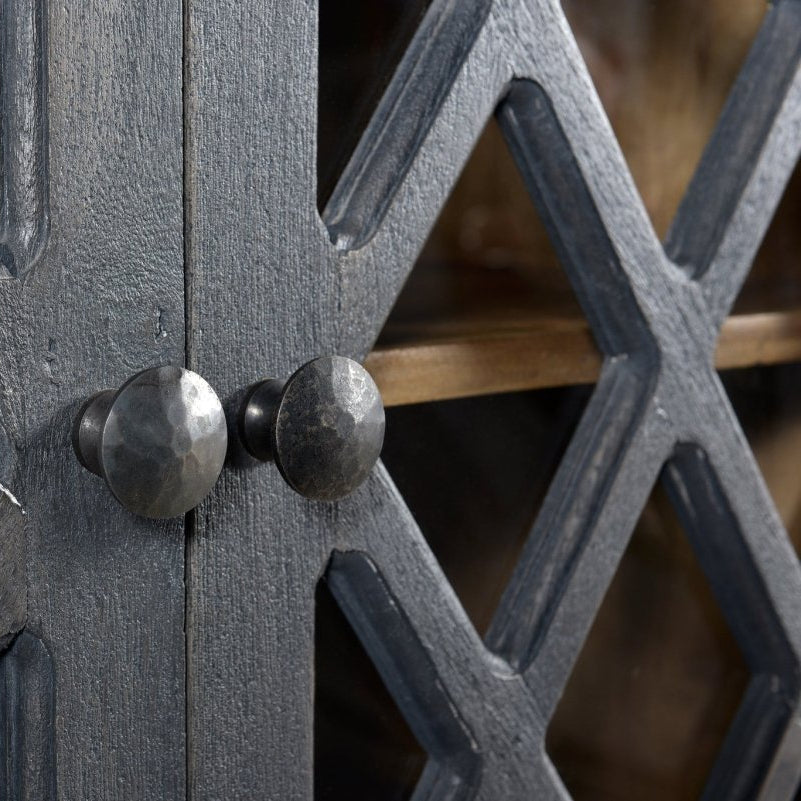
0 0 187 796
183 0 335 798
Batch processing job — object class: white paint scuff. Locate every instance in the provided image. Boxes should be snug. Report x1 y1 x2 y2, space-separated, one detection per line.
0 482 26 515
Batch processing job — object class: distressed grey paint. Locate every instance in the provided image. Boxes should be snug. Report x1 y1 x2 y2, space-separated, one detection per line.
1 0 791 795
0 0 187 796
3 0 797 792
184 2 329 797
186 0 801 798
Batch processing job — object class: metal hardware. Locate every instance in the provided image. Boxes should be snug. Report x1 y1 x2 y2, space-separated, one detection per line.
72 365 228 518
239 356 385 501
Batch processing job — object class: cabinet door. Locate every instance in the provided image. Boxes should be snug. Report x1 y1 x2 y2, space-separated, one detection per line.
0 0 186 797
185 1 801 800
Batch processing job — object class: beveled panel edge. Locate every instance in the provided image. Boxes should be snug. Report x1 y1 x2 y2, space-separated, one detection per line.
0 0 49 279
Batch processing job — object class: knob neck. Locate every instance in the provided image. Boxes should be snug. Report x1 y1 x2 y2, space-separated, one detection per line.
239 379 286 461
72 389 115 476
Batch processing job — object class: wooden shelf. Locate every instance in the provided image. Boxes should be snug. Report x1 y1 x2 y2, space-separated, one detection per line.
365 260 801 407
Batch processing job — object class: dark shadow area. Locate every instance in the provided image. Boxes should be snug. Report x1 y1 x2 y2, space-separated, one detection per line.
721 362 801 547
317 0 432 210
382 386 592 637
547 483 750 801
314 580 426 801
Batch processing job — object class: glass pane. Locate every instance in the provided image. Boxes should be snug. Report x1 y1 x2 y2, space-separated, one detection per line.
548 484 750 801
563 0 767 236
314 580 426 801
318 0 432 209
382 387 591 636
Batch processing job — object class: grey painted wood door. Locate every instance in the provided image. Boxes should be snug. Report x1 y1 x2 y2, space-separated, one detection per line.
0 0 186 797
4 0 801 799
185 1 801 800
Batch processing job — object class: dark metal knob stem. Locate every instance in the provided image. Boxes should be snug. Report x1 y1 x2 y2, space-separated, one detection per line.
74 390 115 476
73 366 228 518
240 379 285 462
239 356 385 501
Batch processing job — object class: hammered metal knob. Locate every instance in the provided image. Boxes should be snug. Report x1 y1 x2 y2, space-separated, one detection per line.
239 356 385 501
72 366 228 518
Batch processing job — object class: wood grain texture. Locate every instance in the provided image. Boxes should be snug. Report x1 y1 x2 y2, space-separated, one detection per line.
0 0 187 796
0 0 45 639
366 331 600 406
0 282 28 652
186 0 801 798
184 1 329 798
366 306 801 407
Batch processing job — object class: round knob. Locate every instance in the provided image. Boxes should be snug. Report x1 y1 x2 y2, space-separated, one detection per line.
72 366 228 518
239 356 385 501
